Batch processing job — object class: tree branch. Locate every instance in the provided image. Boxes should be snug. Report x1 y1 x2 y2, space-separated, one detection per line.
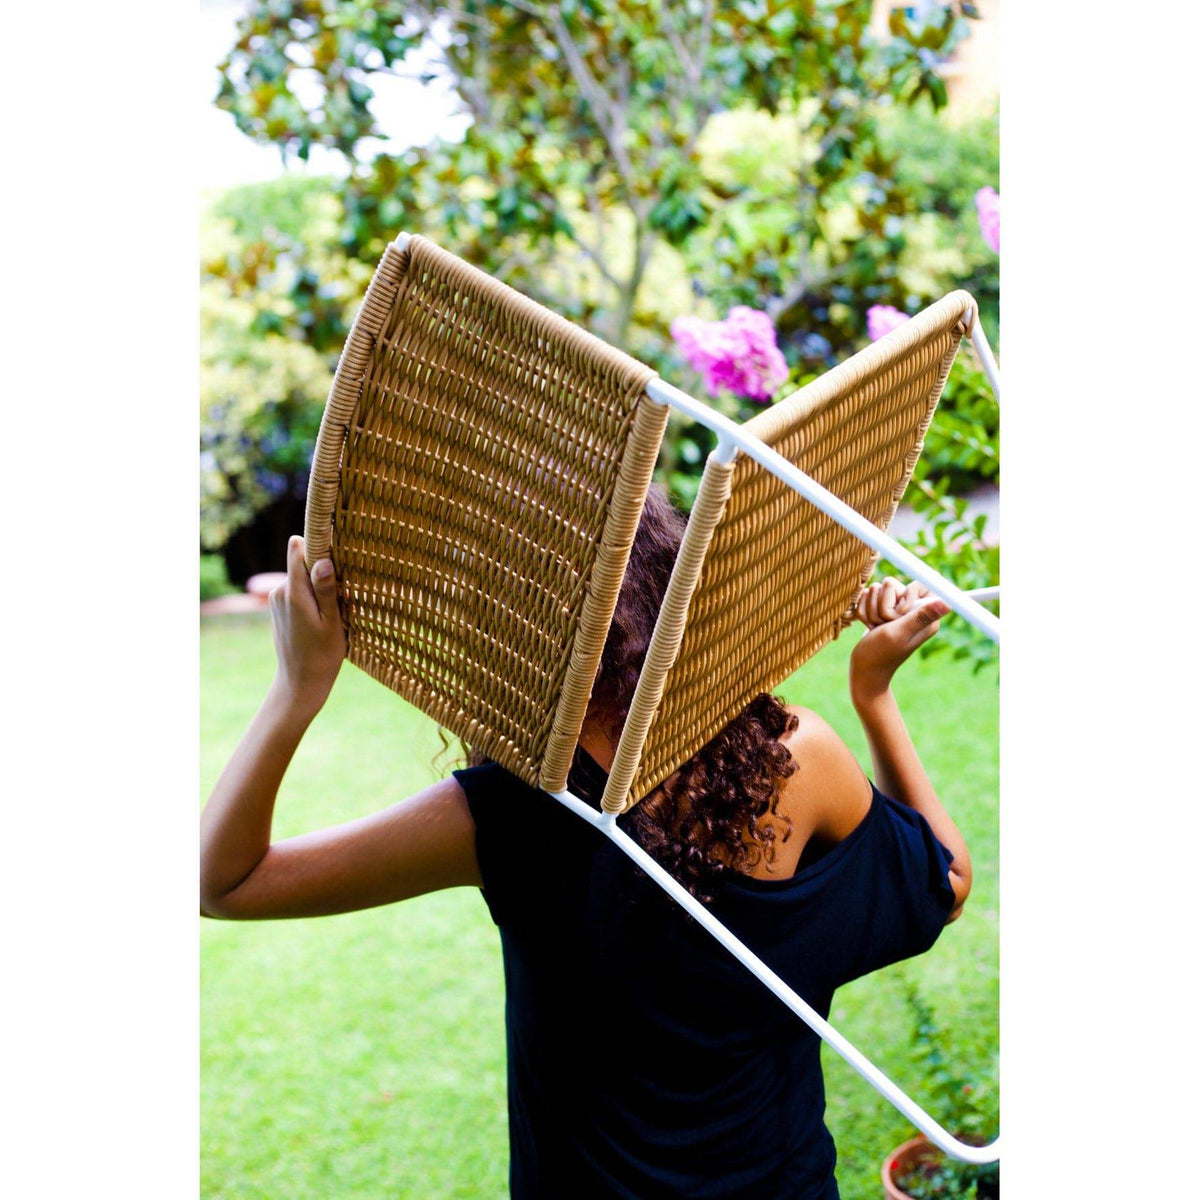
497 2 649 221
569 233 622 293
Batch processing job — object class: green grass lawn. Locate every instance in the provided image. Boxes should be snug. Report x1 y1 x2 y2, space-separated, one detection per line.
201 614 997 1199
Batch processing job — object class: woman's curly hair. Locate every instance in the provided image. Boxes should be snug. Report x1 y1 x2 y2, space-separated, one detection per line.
588 484 799 902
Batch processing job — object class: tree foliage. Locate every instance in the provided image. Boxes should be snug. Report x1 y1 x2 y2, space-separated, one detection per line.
215 0 976 350
204 0 997 633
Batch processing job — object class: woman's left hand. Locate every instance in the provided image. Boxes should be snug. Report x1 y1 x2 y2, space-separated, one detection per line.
849 577 948 703
268 535 346 717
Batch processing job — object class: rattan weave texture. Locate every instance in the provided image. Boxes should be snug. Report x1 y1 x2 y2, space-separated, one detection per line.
304 235 664 791
601 292 973 812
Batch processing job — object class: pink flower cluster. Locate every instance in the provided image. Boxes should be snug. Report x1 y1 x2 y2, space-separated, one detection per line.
670 306 788 402
975 185 1000 253
866 304 912 342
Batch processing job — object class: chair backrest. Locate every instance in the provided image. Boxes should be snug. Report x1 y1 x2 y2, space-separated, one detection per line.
600 292 973 812
305 235 666 792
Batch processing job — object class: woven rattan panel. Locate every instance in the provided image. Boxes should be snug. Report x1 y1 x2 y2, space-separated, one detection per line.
304 235 664 791
615 292 973 811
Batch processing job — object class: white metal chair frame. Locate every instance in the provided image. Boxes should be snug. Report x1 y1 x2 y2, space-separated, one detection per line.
408 233 1002 1164
554 349 1002 1165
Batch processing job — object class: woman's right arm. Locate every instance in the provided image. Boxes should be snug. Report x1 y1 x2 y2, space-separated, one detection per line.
848 578 972 920
200 536 481 920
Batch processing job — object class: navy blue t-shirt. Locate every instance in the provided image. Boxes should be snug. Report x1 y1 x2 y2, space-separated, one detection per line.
452 747 956 1199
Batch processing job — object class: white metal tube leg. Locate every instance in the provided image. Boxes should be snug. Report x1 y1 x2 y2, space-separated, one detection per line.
553 788 1000 1165
969 321 1001 404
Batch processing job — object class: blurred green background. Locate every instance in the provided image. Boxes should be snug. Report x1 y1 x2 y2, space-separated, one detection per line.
202 618 997 1198
201 2 1000 1195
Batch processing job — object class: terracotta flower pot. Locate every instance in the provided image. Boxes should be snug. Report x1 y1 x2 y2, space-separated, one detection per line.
881 1136 941 1199
881 1133 996 1199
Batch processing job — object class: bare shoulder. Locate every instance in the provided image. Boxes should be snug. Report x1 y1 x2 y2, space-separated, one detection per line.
776 704 873 842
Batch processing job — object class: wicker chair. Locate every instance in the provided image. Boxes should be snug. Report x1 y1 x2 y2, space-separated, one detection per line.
304 232 1001 1164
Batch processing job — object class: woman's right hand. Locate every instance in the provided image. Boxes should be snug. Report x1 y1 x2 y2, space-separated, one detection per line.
202 534 480 922
268 535 347 719
849 578 948 705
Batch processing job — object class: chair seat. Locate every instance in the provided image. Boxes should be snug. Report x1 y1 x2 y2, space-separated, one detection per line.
603 291 971 812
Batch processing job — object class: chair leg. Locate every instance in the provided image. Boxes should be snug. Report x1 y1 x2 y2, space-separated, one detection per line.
551 786 1001 1166
969 321 1002 404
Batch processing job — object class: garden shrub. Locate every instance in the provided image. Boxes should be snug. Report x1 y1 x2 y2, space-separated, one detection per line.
200 553 238 602
199 277 331 553
890 979 1000 1198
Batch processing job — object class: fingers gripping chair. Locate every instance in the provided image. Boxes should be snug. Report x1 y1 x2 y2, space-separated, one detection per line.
304 233 1001 1164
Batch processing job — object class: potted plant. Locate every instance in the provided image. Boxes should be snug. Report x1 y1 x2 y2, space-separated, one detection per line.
882 983 999 1199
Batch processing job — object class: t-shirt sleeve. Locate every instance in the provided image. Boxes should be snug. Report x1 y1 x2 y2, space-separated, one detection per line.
451 760 537 927
832 786 959 985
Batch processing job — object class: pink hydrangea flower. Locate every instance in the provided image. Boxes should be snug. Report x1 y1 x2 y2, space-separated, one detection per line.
866 304 912 342
670 306 788 402
975 185 1000 253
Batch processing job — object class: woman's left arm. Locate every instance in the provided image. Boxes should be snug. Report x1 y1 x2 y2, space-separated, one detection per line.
199 536 481 920
849 578 972 920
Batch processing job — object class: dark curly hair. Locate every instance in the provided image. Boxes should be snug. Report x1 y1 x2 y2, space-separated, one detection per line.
588 484 800 902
